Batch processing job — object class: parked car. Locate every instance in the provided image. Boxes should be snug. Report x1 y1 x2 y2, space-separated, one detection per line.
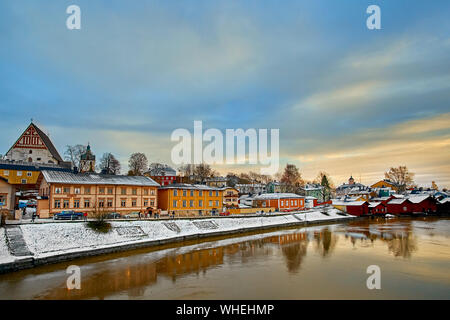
53 211 83 220
124 212 141 219
219 211 231 216
106 212 122 219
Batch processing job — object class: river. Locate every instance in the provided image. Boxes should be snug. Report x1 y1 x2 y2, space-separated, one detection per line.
0 217 449 299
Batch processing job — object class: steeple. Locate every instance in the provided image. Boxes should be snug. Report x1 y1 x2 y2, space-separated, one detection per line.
80 143 96 173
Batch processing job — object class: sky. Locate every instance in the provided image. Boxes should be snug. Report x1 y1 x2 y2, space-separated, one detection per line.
1 0 449 188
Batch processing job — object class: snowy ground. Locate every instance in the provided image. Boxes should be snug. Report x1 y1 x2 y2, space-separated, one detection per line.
0 227 15 264
5 208 354 262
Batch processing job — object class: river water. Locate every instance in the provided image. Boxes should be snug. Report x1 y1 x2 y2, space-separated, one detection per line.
0 217 449 299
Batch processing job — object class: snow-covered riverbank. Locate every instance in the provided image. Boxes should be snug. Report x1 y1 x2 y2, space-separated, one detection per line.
0 209 354 273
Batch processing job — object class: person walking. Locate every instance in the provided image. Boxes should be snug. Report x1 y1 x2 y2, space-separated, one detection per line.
171 211 175 219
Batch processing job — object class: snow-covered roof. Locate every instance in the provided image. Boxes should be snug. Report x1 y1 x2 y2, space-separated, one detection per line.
42 170 160 186
439 198 450 204
254 193 303 200
408 195 431 203
388 198 409 204
332 200 367 206
159 183 223 191
369 202 384 208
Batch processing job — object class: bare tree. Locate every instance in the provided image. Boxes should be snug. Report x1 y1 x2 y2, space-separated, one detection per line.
431 181 438 191
280 164 304 193
128 153 148 176
193 163 215 183
384 166 415 193
64 144 87 169
98 153 121 175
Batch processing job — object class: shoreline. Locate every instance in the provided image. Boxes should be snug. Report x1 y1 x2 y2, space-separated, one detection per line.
1 210 355 274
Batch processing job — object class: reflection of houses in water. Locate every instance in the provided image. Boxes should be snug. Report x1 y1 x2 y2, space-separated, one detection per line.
343 219 417 258
38 232 317 299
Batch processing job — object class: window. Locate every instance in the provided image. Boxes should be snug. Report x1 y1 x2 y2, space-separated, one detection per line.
3 170 8 176
132 188 137 195
143 189 148 195
173 200 177 208
121 199 126 207
99 187 105 194
190 190 194 197
54 200 61 208
21 179 27 184
215 200 219 207
183 200 187 207
84 199 90 208
209 200 213 207
85 187 90 194
199 190 203 196
173 189 178 196
0 194 6 206
199 200 203 207
63 200 69 208
121 188 127 195
291 200 294 206
183 190 187 196
99 199 104 207
216 191 219 196
63 187 70 193
107 188 113 195
107 199 113 207
190 200 194 207
150 189 155 195
27 172 32 177
150 200 155 206
132 199 137 207
74 200 80 208
144 199 148 206
74 187 81 194
281 200 284 206
209 191 212 196
17 171 22 176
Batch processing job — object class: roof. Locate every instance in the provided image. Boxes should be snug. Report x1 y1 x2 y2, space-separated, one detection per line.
253 193 303 200
439 198 450 204
0 160 71 172
42 170 160 186
408 195 432 203
332 200 367 206
388 198 410 205
158 183 223 191
369 202 385 208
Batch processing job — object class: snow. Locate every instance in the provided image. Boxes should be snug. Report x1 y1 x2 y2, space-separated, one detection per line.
408 195 431 203
0 227 15 264
16 208 353 260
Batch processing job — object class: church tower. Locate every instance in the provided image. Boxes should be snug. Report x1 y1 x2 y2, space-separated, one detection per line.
348 175 355 185
80 144 96 173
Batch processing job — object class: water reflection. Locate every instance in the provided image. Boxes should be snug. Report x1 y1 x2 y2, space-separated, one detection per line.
1 217 448 300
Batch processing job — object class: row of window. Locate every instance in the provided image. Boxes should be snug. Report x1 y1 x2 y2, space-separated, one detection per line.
172 200 219 208
54 186 155 196
54 198 155 209
1 170 33 177
172 189 220 197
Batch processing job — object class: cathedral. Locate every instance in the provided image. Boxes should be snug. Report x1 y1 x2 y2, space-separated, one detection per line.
4 121 65 165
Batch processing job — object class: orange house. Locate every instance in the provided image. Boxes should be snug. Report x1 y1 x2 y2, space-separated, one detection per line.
158 184 223 215
38 170 159 218
253 193 305 211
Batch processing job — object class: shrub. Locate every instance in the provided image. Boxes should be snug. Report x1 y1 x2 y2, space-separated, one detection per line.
86 207 111 233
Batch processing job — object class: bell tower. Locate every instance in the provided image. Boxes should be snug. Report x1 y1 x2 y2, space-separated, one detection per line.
80 144 96 173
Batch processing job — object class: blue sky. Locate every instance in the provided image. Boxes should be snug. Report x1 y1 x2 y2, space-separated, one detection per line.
1 1 450 187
